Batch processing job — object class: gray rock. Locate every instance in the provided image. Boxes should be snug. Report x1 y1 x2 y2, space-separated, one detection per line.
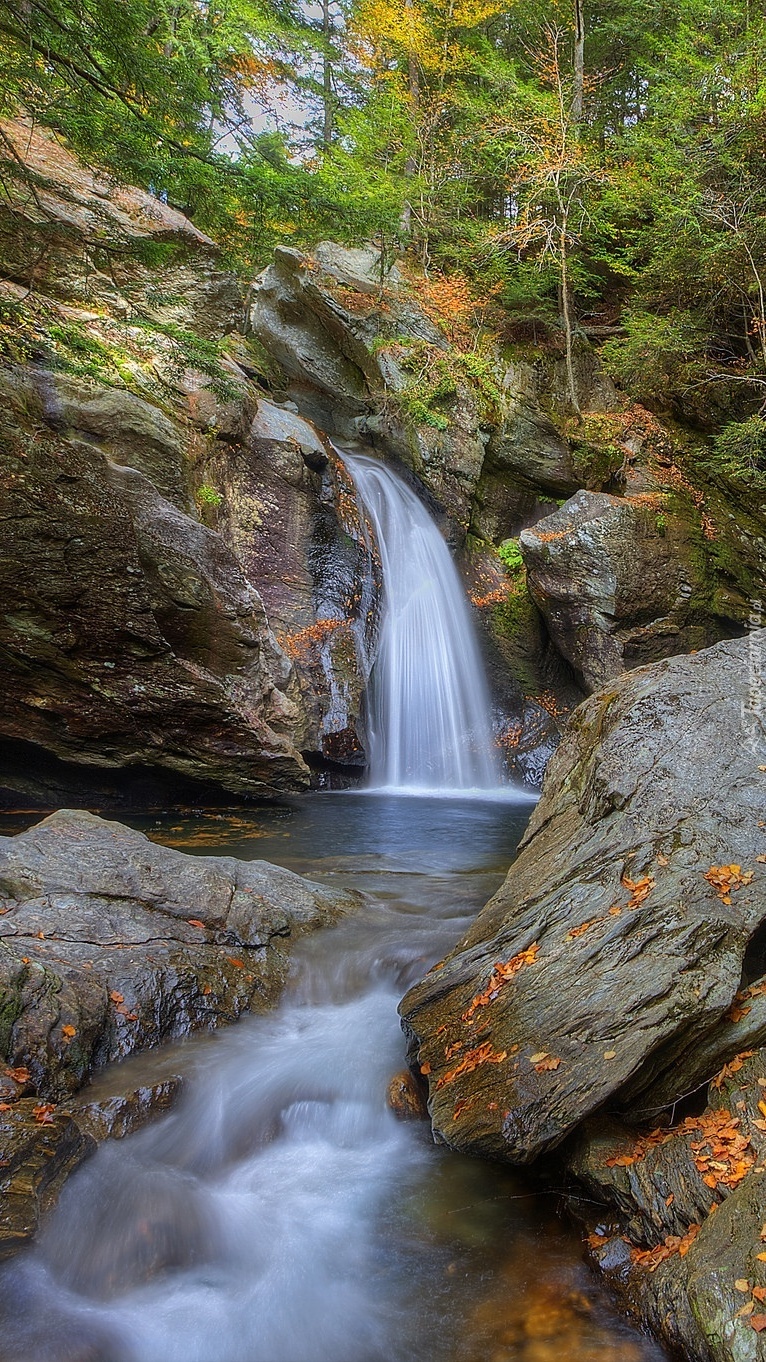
400 632 766 1163
520 489 722 691
0 810 360 1098
0 402 309 801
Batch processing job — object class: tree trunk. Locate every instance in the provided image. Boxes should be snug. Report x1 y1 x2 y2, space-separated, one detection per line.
572 0 584 123
322 0 333 150
560 216 581 417
399 0 419 236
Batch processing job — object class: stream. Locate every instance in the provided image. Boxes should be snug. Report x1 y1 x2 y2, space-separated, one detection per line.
0 794 667 1362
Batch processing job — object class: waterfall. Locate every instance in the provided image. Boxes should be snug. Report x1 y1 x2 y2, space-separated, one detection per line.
342 452 501 792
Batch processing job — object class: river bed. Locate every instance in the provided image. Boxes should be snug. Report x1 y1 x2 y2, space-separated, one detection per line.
0 794 667 1362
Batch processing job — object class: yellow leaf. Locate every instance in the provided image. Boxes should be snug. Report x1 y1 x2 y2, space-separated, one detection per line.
735 1279 751 1292
604 1050 617 1060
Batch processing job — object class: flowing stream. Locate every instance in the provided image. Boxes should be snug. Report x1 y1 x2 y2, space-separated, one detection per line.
342 454 500 792
0 462 668 1362
0 798 667 1362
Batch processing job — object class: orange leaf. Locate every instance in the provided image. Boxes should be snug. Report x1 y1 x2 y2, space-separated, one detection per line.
187 919 206 930
4 1066 30 1084
61 1024 76 1039
109 991 124 1004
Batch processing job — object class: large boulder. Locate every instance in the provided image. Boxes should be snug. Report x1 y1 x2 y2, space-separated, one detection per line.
0 391 310 803
400 632 766 1163
0 810 359 1098
520 489 729 692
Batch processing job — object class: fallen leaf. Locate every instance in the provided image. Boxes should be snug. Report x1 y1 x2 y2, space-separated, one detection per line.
535 1056 561 1072
735 1279 751 1293
604 1050 617 1060
420 1062 431 1076
32 1103 56 1125
751 1315 766 1333
4 1067 29 1084
462 944 539 1022
530 1052 549 1064
737 1300 756 1317
61 1024 76 1039
109 991 124 1004
436 1042 508 1088
187 919 206 930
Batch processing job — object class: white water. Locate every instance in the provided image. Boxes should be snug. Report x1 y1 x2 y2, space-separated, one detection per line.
343 454 500 792
0 798 667 1362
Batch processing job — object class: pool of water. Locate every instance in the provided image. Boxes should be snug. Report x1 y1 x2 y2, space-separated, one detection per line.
0 795 667 1362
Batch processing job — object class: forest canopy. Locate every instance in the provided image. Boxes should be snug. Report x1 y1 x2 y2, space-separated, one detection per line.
3 0 766 439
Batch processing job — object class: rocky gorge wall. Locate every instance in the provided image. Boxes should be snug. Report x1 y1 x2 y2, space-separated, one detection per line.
2 115 765 805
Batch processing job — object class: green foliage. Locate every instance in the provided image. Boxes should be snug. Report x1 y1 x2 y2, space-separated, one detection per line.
134 320 240 400
497 539 524 574
706 417 766 491
601 311 711 411
195 483 223 507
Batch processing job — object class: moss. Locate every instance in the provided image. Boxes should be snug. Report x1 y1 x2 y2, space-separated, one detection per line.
566 412 626 488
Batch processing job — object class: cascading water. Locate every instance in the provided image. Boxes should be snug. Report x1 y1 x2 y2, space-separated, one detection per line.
342 453 500 792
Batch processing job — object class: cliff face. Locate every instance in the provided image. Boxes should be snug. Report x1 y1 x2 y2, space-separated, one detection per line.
2 117 764 804
0 119 381 804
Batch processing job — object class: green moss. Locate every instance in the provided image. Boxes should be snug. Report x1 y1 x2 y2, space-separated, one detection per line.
195 483 223 507
383 337 503 432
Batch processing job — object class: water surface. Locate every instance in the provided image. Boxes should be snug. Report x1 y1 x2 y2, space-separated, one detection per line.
0 795 666 1362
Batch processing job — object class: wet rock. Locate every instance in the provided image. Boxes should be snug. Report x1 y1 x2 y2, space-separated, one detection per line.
63 1074 184 1142
386 1070 428 1121
400 632 766 1164
520 489 722 692
0 1073 184 1261
0 1099 96 1260
568 1049 766 1362
0 809 360 1098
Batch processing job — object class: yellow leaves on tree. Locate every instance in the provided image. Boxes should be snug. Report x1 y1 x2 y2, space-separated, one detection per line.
462 943 539 1023
704 864 754 905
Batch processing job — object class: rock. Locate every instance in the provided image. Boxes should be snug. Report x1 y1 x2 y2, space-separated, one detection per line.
0 809 359 1097
0 1099 95 1260
568 1049 766 1362
203 408 381 772
485 402 579 500
0 365 192 509
520 489 724 692
0 1069 185 1259
313 240 404 294
386 1069 428 1120
399 632 766 1165
0 393 310 803
0 116 242 335
63 1074 184 1143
